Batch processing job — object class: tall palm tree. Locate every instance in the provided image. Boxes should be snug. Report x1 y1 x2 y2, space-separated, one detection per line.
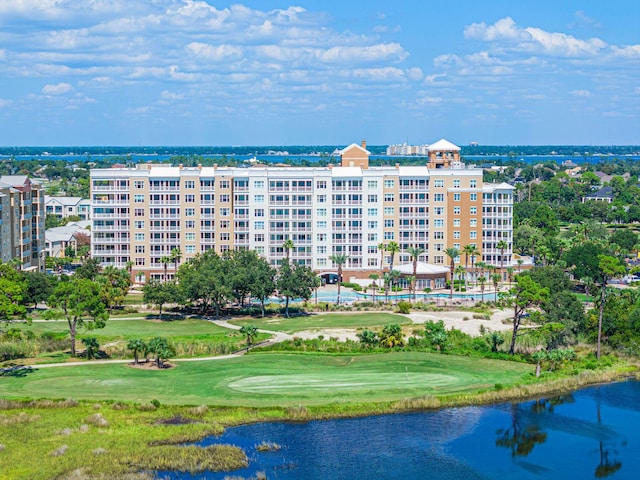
283 239 295 260
475 261 486 288
462 244 476 289
386 241 400 294
405 246 425 301
170 247 182 275
478 276 486 297
491 273 501 302
369 273 379 303
496 240 508 284
455 265 466 293
444 247 460 299
377 243 386 285
160 256 171 282
329 253 348 305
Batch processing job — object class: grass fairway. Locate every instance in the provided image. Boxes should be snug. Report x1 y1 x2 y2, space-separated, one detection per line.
229 312 410 333
0 352 530 407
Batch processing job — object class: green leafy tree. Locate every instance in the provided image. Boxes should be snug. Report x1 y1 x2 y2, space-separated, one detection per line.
146 337 175 368
595 255 626 359
0 262 28 330
248 257 277 317
127 338 147 365
356 329 379 348
329 253 348 305
74 257 101 281
45 277 108 357
423 320 448 352
98 266 131 310
177 250 232 318
503 275 549 355
143 279 180 320
276 261 316 317
22 271 54 308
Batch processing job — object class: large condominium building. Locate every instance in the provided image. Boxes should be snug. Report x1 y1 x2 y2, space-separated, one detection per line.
0 175 46 270
90 139 513 286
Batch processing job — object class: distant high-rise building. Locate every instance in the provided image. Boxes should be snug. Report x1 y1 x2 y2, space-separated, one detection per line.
90 139 513 286
0 176 46 270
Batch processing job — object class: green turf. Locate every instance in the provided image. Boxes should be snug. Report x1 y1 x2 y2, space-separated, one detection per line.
229 312 410 333
14 318 239 342
0 352 530 406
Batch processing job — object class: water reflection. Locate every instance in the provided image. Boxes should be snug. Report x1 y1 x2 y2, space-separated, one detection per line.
160 381 638 479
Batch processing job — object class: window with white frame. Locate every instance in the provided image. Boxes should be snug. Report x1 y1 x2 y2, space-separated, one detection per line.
470 218 477 227
470 231 477 239
453 207 461 215
434 179 444 188
453 193 461 201
470 207 477 215
384 179 395 188
470 179 477 188
453 219 461 227
185 245 196 253
470 193 477 201
368 180 378 189
368 208 378 216
384 207 394 215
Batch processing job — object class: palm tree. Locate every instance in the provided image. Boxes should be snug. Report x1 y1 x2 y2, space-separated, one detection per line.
506 267 515 285
475 261 487 288
491 273 501 302
378 243 386 282
386 241 400 294
127 339 147 365
404 275 415 297
170 247 182 275
329 253 348 305
516 258 524 273
478 276 487 297
496 240 508 284
455 265 466 293
369 273 379 303
383 272 392 303
160 256 171 282
444 247 460 299
462 244 476 289
283 239 295 260
239 325 258 352
405 246 425 301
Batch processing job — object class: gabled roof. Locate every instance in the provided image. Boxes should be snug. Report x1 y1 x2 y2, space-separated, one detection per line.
338 143 370 155
45 196 84 207
585 186 614 198
428 139 460 151
0 175 30 187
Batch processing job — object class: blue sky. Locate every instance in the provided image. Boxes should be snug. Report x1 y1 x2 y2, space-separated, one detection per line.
0 0 638 146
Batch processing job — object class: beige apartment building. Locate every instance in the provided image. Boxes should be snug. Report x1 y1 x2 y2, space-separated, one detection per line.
90 140 513 287
0 175 46 270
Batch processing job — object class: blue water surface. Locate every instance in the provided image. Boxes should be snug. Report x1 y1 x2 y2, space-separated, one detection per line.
159 380 639 479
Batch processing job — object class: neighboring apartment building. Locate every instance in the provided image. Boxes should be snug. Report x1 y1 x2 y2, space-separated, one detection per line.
45 196 91 221
90 139 513 285
0 175 46 270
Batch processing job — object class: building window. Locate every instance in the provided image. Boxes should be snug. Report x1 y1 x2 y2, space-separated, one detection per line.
219 180 230 189
185 194 195 203
384 219 394 228
185 208 195 217
255 221 264 229
317 233 327 242
134 221 144 229
384 193 394 202
470 193 477 201
368 258 378 266
134 233 145 241
317 208 327 217
384 207 394 216
384 231 395 240
317 245 327 254
368 208 378 216
254 194 264 203
316 181 327 189
134 181 144 189
453 193 461 201
185 180 195 189
185 232 196 241
453 180 460 188
453 219 461 227
254 209 264 217
368 180 378 189
135 245 145 253
434 219 444 227
368 233 378 242
317 221 327 229
453 207 461 215
367 220 378 229
220 208 230 216
134 209 144 217
134 194 144 203
254 180 265 189
434 179 444 188
220 233 230 241
317 258 327 266
254 234 265 242
454 231 460 239
186 220 195 228
470 219 477 227
219 194 230 203
470 207 477 215
185 245 196 253
434 193 444 202
470 180 477 188
434 207 444 215
317 195 326 203
368 194 378 203
384 179 395 188
135 257 145 266
433 231 444 240
470 231 477 239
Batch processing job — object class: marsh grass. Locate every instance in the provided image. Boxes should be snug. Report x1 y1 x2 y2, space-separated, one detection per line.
255 441 281 452
123 444 248 473
0 412 40 425
85 413 109 427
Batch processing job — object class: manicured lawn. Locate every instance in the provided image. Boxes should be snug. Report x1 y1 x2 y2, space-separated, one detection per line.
0 352 531 407
14 318 243 342
229 312 410 333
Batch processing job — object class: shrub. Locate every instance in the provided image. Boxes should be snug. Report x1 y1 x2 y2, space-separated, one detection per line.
397 301 411 314
151 399 161 408
85 413 109 427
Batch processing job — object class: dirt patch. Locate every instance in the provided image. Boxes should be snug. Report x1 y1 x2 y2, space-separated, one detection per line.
126 361 175 370
294 329 359 342
155 415 197 425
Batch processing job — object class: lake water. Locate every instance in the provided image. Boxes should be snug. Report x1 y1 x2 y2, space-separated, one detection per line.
161 380 639 479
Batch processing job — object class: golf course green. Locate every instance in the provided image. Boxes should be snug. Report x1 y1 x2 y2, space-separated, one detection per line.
0 352 531 406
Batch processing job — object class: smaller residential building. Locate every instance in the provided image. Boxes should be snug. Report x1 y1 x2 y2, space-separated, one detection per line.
582 186 614 203
45 196 91 220
45 221 91 258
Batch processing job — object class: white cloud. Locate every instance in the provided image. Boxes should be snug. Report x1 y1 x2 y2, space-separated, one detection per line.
570 89 591 97
42 82 73 94
0 98 12 107
185 42 243 61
